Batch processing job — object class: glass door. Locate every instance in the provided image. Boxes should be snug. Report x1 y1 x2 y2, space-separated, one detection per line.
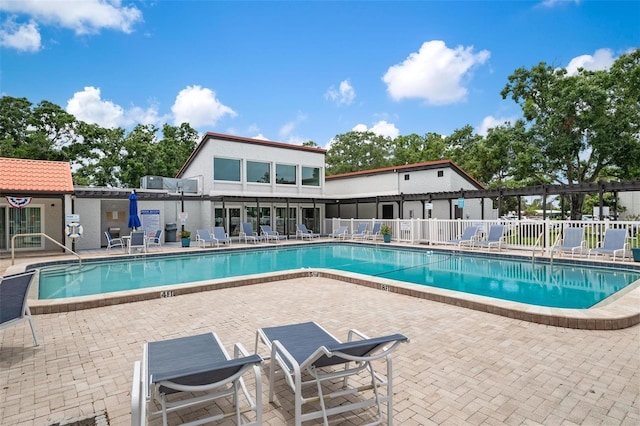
215 207 242 237
302 207 320 234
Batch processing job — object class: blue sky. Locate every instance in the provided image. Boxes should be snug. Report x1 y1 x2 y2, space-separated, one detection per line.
1 1 638 148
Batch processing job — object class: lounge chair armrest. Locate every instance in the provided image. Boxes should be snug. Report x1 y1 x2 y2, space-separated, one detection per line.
131 361 144 426
347 328 370 341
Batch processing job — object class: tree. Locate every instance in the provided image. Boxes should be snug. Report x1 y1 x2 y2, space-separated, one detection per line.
325 131 392 175
392 132 447 165
501 50 640 217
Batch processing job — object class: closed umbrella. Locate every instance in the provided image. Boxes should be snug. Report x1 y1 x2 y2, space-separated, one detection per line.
128 191 141 230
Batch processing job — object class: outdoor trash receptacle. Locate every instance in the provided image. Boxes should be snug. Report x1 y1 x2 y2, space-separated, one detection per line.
165 223 177 242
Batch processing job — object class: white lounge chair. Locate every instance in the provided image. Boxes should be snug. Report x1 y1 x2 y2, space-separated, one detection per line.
212 226 232 246
328 225 348 239
589 228 629 261
473 224 504 250
196 229 216 248
255 321 409 426
131 332 263 426
296 223 320 240
366 222 383 240
105 230 125 253
349 223 369 240
128 231 147 254
552 227 586 258
241 222 265 244
146 230 162 251
0 271 39 346
260 225 286 243
447 225 479 248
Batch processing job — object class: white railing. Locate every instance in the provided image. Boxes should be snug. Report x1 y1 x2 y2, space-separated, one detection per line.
324 218 640 254
11 233 82 266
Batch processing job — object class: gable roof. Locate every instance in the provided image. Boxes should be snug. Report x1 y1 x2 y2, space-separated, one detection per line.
176 132 326 177
0 157 74 194
325 160 486 189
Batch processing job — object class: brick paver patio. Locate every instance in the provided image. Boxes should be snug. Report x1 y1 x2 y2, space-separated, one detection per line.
1 273 639 425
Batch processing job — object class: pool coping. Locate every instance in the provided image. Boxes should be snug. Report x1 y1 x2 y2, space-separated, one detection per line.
13 242 640 330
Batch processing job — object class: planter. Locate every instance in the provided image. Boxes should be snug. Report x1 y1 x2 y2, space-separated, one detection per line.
181 237 191 247
632 248 640 262
383 234 392 243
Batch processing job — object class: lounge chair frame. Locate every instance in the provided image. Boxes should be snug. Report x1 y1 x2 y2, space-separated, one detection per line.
146 230 163 251
212 226 232 246
0 270 39 346
349 223 369 240
473 224 504 251
260 225 287 243
328 225 348 239
240 222 265 244
128 230 147 254
446 225 480 248
296 223 320 240
588 228 629 261
255 321 408 426
132 332 263 426
366 222 383 241
105 230 125 253
551 227 587 258
196 229 216 248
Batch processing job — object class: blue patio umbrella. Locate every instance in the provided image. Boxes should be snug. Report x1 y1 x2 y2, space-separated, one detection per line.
128 191 141 230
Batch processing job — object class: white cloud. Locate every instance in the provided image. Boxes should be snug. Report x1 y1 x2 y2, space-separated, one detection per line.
382 40 490 105
171 85 237 127
565 48 615 76
325 80 356 105
352 120 400 139
278 111 308 141
0 0 142 36
539 0 581 8
0 18 41 52
477 115 516 137
66 86 160 128
251 134 269 141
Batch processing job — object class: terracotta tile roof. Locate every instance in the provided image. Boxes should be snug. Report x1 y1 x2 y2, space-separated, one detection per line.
0 157 74 193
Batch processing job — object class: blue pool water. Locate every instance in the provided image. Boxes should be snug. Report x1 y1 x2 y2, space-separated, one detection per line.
38 244 639 308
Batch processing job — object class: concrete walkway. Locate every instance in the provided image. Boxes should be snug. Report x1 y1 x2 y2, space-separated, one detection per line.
1 272 639 425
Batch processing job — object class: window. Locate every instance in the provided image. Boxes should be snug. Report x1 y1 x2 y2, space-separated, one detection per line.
302 166 320 186
247 161 270 183
404 174 410 181
276 164 296 185
213 157 240 181
437 170 444 177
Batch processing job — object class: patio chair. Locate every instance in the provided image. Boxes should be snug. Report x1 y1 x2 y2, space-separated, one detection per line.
588 228 629 261
212 226 232 246
105 230 125 253
328 225 348 239
473 224 504 251
0 270 39 346
240 222 265 244
146 230 162 251
349 222 369 240
260 225 287 243
446 225 479 248
551 227 586 258
255 321 408 426
196 229 216 248
131 332 263 426
366 222 383 240
296 223 320 240
128 231 147 254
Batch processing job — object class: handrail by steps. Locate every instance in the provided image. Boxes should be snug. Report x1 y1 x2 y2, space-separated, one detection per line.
11 233 81 266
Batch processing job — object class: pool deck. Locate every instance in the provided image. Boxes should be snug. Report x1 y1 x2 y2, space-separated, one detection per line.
1 240 639 425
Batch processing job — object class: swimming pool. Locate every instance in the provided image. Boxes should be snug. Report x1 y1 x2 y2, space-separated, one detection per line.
38 244 639 308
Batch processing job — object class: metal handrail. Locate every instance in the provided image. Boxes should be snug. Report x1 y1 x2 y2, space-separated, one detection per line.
11 233 81 266
531 232 545 262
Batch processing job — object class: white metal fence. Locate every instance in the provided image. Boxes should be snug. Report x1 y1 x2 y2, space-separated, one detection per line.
322 218 640 253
